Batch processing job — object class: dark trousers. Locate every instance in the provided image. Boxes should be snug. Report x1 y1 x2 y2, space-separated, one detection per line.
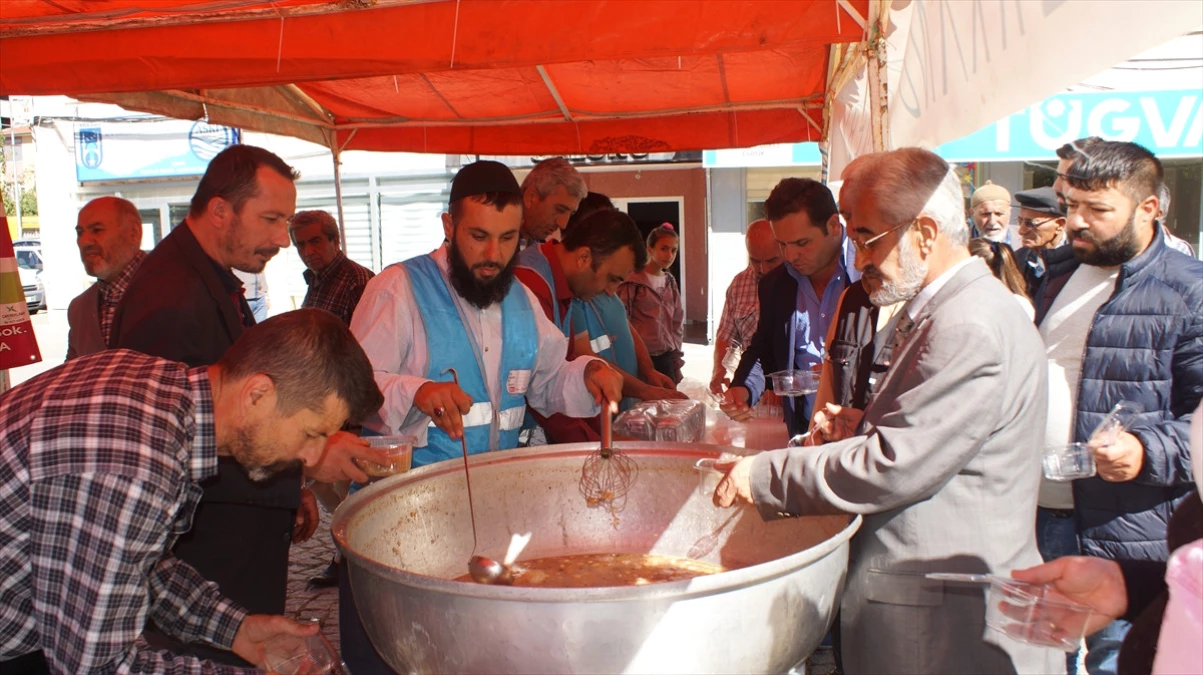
339 560 397 674
1 651 49 675
651 350 683 384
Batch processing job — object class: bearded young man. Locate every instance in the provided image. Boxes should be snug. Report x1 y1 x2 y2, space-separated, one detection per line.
1031 140 1202 675
345 160 623 672
712 148 1059 675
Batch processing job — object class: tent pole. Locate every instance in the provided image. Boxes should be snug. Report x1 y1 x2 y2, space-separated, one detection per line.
330 132 348 252
865 0 892 152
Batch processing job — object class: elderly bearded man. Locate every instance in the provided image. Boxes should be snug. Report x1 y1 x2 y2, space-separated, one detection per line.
713 148 1060 675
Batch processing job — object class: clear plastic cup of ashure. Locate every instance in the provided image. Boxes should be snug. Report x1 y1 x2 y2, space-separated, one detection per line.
985 578 1095 651
355 435 415 481
767 369 819 398
1043 442 1096 481
263 628 348 675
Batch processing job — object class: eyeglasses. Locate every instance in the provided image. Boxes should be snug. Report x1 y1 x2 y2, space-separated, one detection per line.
851 218 916 254
1016 216 1060 230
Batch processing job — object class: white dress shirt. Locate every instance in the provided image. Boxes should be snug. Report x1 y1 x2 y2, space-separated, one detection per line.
350 245 600 446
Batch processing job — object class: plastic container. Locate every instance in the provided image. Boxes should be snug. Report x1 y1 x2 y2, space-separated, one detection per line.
767 370 819 398
356 435 415 479
612 399 706 443
263 629 348 675
1042 442 1096 481
985 578 1095 651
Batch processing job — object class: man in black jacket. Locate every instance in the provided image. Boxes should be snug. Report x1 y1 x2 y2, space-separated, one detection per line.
111 144 385 665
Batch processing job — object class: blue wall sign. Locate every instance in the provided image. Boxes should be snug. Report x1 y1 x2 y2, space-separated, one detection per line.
76 119 241 182
704 89 1202 167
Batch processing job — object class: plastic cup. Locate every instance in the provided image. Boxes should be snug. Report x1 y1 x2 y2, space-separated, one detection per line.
355 435 415 480
263 630 347 675
986 578 1095 651
1042 443 1096 481
767 370 819 398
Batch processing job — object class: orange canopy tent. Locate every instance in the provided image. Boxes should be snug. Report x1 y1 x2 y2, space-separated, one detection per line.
0 0 872 155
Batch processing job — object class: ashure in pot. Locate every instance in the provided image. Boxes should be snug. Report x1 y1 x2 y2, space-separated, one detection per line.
333 442 861 674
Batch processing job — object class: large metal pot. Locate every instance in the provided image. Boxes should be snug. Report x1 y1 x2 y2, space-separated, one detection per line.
332 443 860 674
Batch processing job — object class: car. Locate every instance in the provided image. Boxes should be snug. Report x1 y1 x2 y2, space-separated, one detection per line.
14 241 45 314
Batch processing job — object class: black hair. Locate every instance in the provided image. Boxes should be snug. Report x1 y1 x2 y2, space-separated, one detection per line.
565 192 615 232
561 209 648 270
763 177 838 233
189 144 299 218
1055 136 1104 161
448 191 524 225
219 308 383 424
1064 140 1163 205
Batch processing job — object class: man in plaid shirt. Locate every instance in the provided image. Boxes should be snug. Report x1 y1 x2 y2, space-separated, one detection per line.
0 310 383 673
290 210 375 326
709 219 783 394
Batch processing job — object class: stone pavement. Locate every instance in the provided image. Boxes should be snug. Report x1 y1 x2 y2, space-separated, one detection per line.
285 507 342 648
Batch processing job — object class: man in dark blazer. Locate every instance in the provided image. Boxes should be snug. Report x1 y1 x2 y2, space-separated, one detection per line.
722 178 858 436
111 144 384 665
65 196 146 360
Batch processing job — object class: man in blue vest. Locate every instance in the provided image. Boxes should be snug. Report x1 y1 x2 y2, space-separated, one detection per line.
345 160 623 671
352 159 622 462
515 208 669 442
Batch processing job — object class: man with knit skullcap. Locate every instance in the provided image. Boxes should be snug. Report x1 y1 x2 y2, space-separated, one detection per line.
970 181 1017 245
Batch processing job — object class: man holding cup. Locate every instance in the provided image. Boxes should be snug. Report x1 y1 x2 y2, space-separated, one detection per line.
1032 140 1202 675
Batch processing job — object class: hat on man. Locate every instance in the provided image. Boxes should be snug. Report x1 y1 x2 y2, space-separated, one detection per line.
971 180 1011 207
450 160 522 202
1013 186 1066 217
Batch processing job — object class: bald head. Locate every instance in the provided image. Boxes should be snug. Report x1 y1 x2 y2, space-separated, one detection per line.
76 196 143 282
746 218 783 278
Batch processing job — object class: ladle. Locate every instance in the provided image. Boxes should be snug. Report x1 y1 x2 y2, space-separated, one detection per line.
443 367 514 586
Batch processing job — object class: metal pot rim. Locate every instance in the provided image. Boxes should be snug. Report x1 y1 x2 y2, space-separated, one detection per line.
332 442 862 603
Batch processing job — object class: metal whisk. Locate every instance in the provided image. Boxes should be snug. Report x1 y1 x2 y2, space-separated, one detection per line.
579 401 638 515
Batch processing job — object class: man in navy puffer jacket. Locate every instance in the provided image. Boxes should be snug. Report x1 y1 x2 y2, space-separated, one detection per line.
1033 140 1202 675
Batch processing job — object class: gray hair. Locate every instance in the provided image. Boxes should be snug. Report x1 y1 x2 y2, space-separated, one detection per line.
522 157 587 200
840 147 968 247
289 210 340 243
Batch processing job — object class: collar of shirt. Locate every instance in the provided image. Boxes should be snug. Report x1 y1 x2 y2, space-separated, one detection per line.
96 250 147 304
303 251 348 288
906 255 978 320
185 366 221 484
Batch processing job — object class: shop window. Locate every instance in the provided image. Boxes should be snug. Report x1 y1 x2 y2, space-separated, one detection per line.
137 208 163 248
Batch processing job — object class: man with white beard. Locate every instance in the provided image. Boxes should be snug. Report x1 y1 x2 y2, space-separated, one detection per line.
713 148 1060 674
970 181 1018 246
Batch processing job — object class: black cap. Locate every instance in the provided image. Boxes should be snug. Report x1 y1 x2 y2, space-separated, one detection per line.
449 160 522 203
1014 186 1066 217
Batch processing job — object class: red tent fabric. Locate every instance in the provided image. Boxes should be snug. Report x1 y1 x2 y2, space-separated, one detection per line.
0 0 869 153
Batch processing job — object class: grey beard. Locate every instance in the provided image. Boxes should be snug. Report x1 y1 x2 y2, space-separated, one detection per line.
868 235 928 307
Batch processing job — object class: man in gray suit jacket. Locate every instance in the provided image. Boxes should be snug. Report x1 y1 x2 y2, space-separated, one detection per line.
66 196 146 360
715 148 1061 674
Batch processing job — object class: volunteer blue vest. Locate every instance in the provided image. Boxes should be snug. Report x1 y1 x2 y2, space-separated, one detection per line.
403 255 538 467
574 295 639 410
517 245 610 351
